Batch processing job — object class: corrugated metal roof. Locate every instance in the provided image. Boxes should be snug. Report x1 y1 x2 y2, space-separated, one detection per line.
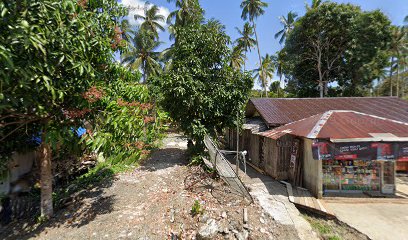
246 97 408 126
260 110 408 142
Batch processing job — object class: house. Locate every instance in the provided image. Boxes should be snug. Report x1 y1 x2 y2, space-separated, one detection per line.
227 97 408 198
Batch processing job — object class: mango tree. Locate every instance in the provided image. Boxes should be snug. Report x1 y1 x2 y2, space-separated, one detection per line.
0 0 127 218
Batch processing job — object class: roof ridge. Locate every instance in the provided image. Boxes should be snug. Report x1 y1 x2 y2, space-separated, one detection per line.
306 111 334 138
250 96 401 100
343 111 408 126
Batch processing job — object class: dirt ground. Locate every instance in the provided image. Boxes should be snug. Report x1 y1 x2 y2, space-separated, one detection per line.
302 212 369 240
1 133 299 240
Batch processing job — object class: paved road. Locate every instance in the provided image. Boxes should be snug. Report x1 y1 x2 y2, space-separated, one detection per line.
327 175 408 240
327 202 408 240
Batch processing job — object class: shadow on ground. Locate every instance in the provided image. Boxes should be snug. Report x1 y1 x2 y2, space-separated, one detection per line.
140 148 188 172
0 167 116 240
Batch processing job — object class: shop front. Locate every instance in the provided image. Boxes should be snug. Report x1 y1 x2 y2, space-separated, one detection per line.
313 141 402 195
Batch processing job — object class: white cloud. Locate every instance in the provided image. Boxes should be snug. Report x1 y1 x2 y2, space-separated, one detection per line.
121 0 170 28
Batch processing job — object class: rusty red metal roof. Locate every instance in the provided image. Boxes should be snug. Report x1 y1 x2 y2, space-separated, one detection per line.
260 111 408 142
246 97 408 127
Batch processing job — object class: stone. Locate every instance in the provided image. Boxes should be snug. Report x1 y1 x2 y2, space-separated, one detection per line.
234 230 249 240
221 211 227 219
260 217 265 224
199 213 209 223
196 219 220 240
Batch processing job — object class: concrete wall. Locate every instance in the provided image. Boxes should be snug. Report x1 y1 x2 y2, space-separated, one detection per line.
302 139 323 198
0 151 36 195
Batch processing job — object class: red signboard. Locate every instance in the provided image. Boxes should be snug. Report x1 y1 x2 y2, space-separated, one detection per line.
312 140 405 161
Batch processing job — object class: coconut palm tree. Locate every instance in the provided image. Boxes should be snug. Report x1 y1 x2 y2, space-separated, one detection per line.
122 28 162 83
235 22 256 70
389 26 407 96
166 0 203 40
274 11 298 45
240 0 268 96
271 52 286 97
134 2 165 40
231 45 246 70
253 54 274 96
306 0 322 11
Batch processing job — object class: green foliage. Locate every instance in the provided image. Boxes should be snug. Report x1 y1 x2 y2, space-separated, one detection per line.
253 54 274 90
122 28 162 83
191 200 203 216
0 0 128 166
282 2 392 97
134 2 165 40
84 65 166 164
152 19 252 149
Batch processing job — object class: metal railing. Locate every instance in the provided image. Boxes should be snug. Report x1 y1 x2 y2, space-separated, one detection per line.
204 135 253 202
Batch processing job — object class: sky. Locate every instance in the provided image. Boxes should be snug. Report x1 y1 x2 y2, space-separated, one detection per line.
119 0 408 89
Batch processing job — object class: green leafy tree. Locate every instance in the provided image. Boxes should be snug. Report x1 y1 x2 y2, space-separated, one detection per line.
388 26 407 97
134 2 165 40
240 0 268 96
152 19 252 150
269 81 284 97
122 28 162 83
85 65 166 165
275 11 298 45
235 22 256 70
0 0 128 218
282 2 391 97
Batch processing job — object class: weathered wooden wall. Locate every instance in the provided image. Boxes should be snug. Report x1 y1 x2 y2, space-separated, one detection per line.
302 139 323 198
262 135 293 180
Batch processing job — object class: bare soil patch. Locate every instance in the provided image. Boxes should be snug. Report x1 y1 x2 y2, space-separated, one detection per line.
1 134 299 240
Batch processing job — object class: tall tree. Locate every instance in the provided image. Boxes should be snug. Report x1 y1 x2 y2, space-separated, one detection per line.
272 52 286 97
235 22 256 70
152 18 252 150
306 0 323 11
134 2 165 40
122 28 162 83
388 26 407 97
253 54 274 95
240 0 268 96
282 2 391 97
0 0 128 218
275 11 298 45
166 0 203 40
231 45 246 70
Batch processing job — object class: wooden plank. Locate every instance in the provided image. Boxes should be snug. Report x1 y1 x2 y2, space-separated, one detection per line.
297 189 306 206
303 190 313 208
316 199 327 213
281 181 295 203
310 194 321 211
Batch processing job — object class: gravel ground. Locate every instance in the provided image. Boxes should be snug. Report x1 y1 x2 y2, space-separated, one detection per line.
1 133 300 240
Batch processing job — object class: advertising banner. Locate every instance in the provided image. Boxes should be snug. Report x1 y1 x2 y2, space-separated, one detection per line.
398 143 408 162
312 140 406 161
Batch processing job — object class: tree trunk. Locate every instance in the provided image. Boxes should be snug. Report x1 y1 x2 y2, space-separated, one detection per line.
143 61 147 84
40 132 53 219
396 61 400 98
252 22 267 97
278 74 282 97
403 66 406 99
390 56 394 97
243 51 247 71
